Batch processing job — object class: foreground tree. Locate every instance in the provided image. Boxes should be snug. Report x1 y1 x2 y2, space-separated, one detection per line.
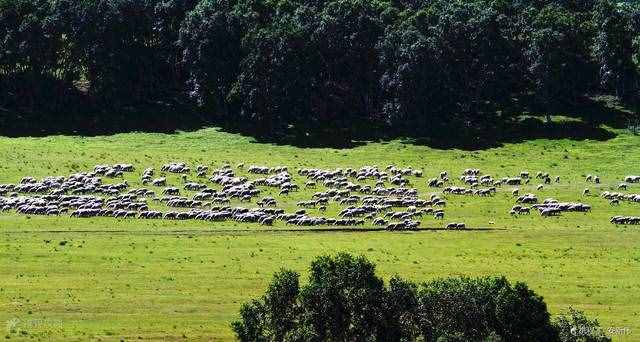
417 276 557 341
553 307 611 342
231 253 601 341
231 253 410 341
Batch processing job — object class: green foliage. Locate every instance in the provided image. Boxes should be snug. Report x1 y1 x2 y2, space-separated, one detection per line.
299 254 388 340
231 253 400 341
418 276 557 341
228 0 386 139
0 0 77 107
179 0 243 112
59 0 197 104
0 0 62 77
593 0 639 101
553 307 611 342
2 0 640 140
232 253 605 341
525 3 597 120
378 0 520 138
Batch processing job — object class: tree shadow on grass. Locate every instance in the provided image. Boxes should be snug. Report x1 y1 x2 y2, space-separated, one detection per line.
0 104 211 138
401 117 617 151
248 133 369 149
396 94 627 150
217 124 369 149
1 109 617 151
1 99 367 148
0 93 624 151
240 95 625 150
523 94 633 129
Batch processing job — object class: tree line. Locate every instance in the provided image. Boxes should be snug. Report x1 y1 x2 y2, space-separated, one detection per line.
232 253 610 341
1 0 639 143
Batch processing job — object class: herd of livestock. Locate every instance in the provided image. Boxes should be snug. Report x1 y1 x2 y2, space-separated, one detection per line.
0 162 639 230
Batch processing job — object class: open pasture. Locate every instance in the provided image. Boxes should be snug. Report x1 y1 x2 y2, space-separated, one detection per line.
0 128 640 231
0 127 639 340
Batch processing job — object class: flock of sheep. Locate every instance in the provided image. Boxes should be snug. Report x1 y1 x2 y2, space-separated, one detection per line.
0 162 639 230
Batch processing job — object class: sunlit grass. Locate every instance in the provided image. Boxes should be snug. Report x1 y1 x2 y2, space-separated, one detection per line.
0 127 639 340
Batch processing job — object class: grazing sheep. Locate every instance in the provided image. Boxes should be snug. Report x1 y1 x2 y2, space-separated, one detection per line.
184 182 206 191
373 217 387 226
624 175 640 183
583 188 590 196
506 178 522 185
610 216 640 225
516 194 537 204
162 187 179 196
162 162 190 173
434 200 446 207
5 160 621 231
20 176 36 184
445 222 457 230
540 208 560 217
386 219 419 231
259 216 275 226
114 164 135 172
534 202 591 216
151 177 167 187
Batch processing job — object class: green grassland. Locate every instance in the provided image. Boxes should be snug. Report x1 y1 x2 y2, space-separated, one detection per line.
1 126 639 340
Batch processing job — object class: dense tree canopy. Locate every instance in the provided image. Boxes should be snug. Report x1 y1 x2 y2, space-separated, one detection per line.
1 0 640 142
231 253 610 341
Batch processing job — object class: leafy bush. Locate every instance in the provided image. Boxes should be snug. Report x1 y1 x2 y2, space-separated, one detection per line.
232 253 605 341
553 307 611 342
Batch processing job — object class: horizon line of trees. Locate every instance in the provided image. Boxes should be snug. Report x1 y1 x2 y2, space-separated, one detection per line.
1 0 640 143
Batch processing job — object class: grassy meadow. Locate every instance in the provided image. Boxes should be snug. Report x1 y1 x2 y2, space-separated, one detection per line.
0 126 639 340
